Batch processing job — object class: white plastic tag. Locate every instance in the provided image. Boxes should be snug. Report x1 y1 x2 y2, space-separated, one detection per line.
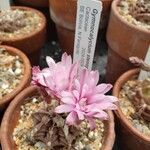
73 0 102 70
0 0 10 11
138 46 150 80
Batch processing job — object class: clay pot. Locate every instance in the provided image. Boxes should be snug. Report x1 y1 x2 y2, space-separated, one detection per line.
113 68 150 150
49 0 112 55
0 6 46 65
106 0 150 84
1 86 115 150
15 0 49 8
0 45 31 110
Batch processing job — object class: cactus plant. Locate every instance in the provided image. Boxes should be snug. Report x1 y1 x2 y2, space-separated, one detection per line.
129 57 150 121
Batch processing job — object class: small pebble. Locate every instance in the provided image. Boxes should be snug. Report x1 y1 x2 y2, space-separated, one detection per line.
15 68 22 75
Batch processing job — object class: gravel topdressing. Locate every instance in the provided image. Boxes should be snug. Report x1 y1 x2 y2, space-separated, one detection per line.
0 9 42 39
118 0 150 31
13 96 105 150
0 47 24 99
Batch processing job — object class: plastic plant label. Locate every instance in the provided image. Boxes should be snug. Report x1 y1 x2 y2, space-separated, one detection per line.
138 46 150 80
73 0 102 70
0 0 10 11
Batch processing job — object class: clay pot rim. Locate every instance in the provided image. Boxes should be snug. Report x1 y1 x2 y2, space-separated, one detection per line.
112 0 150 34
0 6 46 42
0 45 31 107
1 85 115 150
102 110 115 150
113 68 150 143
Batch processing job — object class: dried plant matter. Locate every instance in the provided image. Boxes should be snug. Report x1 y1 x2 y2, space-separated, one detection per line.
129 57 150 121
30 107 80 150
130 0 150 24
129 57 150 72
133 79 150 121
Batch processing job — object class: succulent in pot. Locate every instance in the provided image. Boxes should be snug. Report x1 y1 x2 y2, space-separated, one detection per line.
1 53 117 150
0 6 46 65
128 57 150 121
0 45 31 110
113 57 150 150
0 45 31 142
106 0 150 84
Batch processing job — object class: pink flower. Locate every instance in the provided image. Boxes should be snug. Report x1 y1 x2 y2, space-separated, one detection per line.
32 53 118 130
55 68 117 130
31 53 78 98
32 66 51 87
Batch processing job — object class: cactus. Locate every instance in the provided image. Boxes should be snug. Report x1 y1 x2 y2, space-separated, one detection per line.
133 79 150 121
129 57 150 121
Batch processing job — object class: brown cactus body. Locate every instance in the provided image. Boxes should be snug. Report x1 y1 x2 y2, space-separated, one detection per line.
133 79 150 121
129 57 150 121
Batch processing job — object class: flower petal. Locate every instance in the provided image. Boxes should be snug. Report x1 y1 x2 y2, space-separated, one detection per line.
86 109 108 120
76 110 85 120
104 96 118 103
97 102 117 110
81 84 88 98
31 66 47 86
95 84 113 94
61 97 76 105
74 79 81 92
61 53 72 66
93 111 109 120
43 75 55 89
46 56 55 67
86 102 117 111
90 70 99 86
32 66 41 74
72 90 80 100
79 69 87 89
66 111 78 126
61 91 73 98
87 94 106 104
55 104 74 113
69 63 79 90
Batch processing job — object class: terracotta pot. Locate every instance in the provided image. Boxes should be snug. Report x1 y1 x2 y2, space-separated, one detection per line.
1 86 115 150
15 0 49 8
113 68 150 150
0 45 31 110
0 6 46 65
106 0 150 84
49 0 112 55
